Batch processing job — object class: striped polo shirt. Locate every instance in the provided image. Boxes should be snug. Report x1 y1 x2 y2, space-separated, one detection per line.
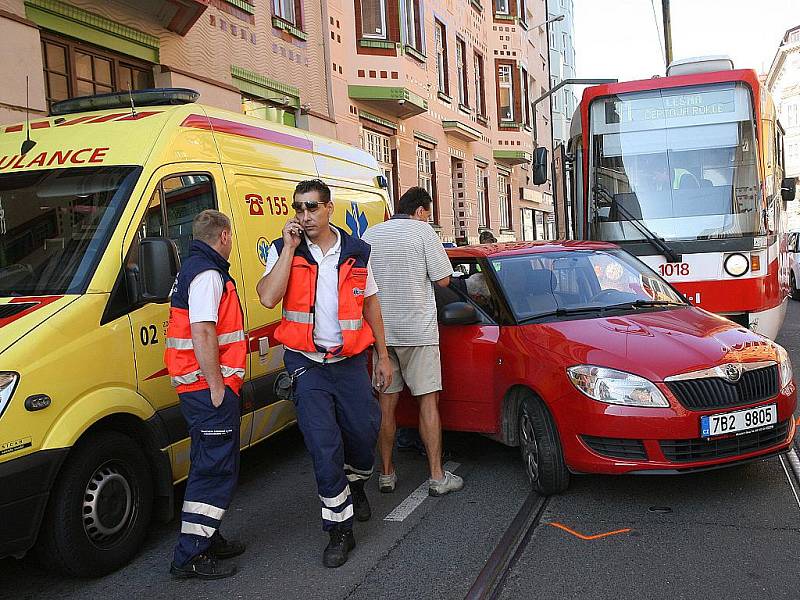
363 215 453 346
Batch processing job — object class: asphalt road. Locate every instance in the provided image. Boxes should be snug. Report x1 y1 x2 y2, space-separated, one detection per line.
3 302 800 600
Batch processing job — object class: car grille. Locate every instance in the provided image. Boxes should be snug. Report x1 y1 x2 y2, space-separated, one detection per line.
582 436 647 460
666 365 778 411
659 420 790 463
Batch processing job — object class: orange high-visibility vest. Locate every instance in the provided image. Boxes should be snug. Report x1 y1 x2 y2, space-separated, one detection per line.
164 241 247 394
272 228 375 359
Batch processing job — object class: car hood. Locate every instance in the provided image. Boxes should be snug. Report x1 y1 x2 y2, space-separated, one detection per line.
0 295 78 354
521 307 780 382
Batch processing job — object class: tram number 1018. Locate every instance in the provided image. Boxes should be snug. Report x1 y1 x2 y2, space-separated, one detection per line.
658 262 690 277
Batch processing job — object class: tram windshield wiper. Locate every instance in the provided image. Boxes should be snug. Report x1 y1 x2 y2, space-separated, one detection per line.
593 184 681 263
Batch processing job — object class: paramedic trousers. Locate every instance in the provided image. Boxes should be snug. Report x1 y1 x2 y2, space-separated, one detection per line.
173 386 241 566
284 349 381 531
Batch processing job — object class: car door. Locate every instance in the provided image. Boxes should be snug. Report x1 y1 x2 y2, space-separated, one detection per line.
435 259 502 434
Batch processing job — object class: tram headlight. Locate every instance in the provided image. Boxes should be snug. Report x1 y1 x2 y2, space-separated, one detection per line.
567 365 669 407
724 253 750 277
776 344 793 390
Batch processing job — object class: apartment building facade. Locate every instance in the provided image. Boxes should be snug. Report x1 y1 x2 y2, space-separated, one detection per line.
547 0 576 149
766 25 800 230
0 0 337 135
0 0 554 242
328 0 554 242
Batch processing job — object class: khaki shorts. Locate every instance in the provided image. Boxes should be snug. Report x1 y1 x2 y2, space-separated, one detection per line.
373 345 442 396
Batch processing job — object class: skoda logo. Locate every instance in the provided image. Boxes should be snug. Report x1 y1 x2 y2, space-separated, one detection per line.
724 363 743 383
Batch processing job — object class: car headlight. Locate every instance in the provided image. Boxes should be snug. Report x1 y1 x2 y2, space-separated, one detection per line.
0 372 19 418
567 365 669 407
776 344 793 389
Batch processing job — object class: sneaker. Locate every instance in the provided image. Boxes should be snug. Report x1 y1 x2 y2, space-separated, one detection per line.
170 554 237 580
350 480 371 522
208 531 246 560
428 471 464 497
379 471 397 493
323 526 356 568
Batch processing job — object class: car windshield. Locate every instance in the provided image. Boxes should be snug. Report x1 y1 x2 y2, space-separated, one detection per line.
490 249 685 322
0 166 140 296
588 82 762 242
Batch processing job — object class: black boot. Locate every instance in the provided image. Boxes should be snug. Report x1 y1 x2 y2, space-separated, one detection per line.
350 480 371 522
170 554 237 580
323 526 355 568
209 531 246 560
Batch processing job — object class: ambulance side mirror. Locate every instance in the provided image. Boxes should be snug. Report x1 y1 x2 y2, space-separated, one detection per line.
138 237 180 303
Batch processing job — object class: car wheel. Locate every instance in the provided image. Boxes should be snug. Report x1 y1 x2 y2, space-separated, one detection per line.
517 392 569 495
35 430 153 577
792 272 800 301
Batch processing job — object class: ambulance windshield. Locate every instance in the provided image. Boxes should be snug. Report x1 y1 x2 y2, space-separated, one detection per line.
0 166 140 296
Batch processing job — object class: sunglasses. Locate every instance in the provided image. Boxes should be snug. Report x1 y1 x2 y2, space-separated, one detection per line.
291 200 329 213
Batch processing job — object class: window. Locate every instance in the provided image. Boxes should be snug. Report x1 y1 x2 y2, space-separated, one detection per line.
456 38 469 107
498 173 510 229
498 64 514 122
549 27 557 48
273 0 298 25
162 174 217 259
496 0 509 15
417 145 433 196
522 68 531 127
403 0 424 51
364 129 395 204
361 0 388 38
477 166 488 227
41 33 154 110
474 53 486 117
519 0 527 26
789 103 798 127
435 20 449 95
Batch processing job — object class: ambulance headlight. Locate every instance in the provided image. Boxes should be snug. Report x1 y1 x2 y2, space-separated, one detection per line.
776 345 794 390
0 372 19 418
567 365 669 407
724 253 749 277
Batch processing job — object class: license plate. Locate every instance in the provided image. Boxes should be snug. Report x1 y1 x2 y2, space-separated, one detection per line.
701 404 777 438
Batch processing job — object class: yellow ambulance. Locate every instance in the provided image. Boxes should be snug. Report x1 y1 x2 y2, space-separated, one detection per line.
0 89 389 576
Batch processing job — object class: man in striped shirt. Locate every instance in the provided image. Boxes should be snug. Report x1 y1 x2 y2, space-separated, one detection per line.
363 187 464 497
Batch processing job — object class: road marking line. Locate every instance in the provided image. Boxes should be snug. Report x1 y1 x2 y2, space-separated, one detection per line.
779 451 800 510
383 461 460 522
547 522 631 540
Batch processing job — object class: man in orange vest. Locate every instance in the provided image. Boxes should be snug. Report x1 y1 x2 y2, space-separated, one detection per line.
165 210 247 580
257 179 392 568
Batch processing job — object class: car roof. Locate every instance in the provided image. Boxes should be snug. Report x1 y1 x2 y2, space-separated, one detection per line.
446 240 620 259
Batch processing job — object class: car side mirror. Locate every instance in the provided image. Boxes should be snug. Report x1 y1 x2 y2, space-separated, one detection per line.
532 147 548 185
440 301 481 325
781 177 797 201
138 237 180 303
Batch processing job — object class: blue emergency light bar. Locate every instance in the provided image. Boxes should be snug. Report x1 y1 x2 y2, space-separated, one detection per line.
50 88 200 117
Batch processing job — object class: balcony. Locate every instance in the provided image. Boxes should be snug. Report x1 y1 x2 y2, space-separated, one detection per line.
442 119 482 142
348 86 428 119
493 149 531 165
141 0 210 35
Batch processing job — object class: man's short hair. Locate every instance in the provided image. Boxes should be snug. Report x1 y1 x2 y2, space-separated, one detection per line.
193 209 231 244
294 179 331 203
398 186 432 215
479 230 497 244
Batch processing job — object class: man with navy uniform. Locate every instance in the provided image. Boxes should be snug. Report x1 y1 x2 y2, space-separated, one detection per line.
165 210 247 580
257 179 393 568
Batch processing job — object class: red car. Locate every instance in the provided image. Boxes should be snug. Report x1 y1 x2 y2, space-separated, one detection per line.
396 241 797 495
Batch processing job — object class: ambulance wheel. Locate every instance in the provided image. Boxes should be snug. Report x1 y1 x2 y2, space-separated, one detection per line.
35 430 153 577
517 392 569 496
791 272 799 300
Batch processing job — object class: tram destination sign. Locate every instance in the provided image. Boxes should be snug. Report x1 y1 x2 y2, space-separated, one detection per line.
605 87 736 125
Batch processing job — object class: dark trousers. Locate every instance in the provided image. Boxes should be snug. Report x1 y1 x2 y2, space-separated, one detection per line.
284 350 381 531
173 386 241 566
